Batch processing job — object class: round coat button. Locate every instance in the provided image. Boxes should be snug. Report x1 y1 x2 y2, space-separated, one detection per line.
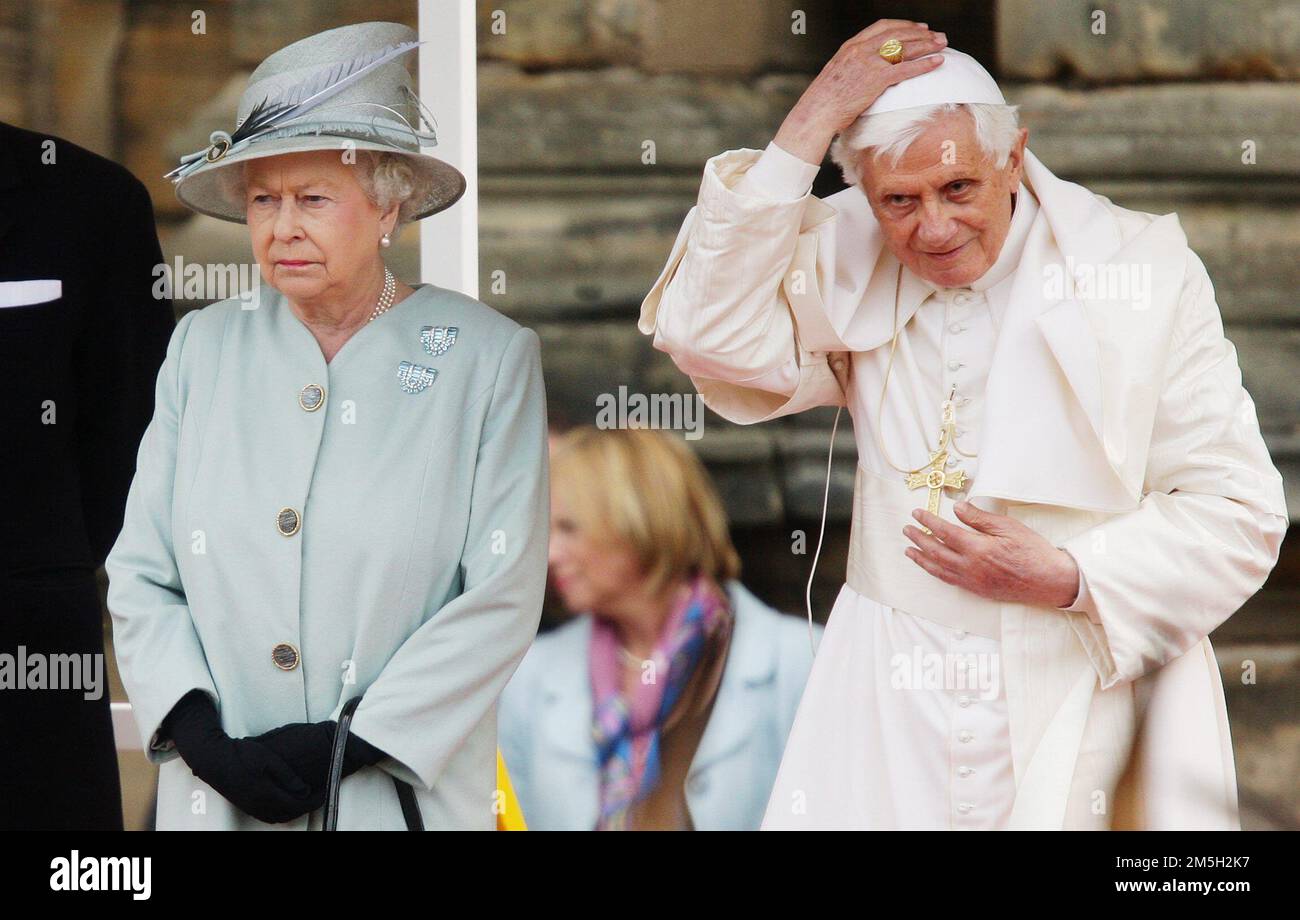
271 643 300 671
299 384 325 412
277 507 301 536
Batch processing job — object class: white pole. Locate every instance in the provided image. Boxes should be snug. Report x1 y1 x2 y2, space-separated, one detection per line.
112 702 142 752
418 0 479 297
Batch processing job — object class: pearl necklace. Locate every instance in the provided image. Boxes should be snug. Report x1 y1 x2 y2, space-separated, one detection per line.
366 267 397 323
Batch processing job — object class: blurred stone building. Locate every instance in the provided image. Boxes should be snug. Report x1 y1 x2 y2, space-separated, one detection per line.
3 0 1296 828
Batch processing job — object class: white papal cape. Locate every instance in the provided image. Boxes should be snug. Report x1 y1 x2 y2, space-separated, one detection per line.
638 142 1288 830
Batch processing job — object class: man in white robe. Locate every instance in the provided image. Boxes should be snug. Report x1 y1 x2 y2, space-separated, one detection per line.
637 22 1288 829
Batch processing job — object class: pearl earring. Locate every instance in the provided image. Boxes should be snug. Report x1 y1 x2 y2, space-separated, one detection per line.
380 233 391 248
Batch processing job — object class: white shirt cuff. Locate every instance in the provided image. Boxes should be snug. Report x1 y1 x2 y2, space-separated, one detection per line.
732 140 821 201
1055 548 1100 622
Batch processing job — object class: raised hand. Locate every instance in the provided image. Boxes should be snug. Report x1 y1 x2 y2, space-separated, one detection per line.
774 19 948 166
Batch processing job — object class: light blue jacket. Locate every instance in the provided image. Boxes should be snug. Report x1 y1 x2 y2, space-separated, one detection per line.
499 582 820 830
105 283 549 829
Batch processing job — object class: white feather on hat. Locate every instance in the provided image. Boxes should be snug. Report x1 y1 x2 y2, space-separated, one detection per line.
168 21 466 224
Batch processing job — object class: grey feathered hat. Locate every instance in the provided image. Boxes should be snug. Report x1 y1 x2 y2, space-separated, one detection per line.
167 21 466 223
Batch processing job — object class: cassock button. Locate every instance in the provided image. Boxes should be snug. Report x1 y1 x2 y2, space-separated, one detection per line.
958 694 972 708
271 642 300 671
947 360 963 371
299 384 325 412
276 507 301 536
957 802 974 814
958 766 974 777
958 730 974 743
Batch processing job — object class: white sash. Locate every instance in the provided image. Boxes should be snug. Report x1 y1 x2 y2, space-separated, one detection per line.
845 463 1002 639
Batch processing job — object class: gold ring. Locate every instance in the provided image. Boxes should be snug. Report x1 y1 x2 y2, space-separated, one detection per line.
879 39 904 64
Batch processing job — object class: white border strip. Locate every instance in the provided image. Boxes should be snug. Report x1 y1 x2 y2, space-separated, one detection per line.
112 701 142 752
418 0 479 297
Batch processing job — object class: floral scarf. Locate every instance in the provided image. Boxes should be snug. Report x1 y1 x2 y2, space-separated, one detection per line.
589 575 730 830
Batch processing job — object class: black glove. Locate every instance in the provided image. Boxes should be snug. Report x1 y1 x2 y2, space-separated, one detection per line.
253 719 388 807
161 690 316 824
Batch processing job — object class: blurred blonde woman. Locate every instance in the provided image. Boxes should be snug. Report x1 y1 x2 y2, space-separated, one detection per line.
500 426 820 830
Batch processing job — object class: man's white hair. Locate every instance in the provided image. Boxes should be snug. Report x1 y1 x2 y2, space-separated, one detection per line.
829 102 1021 186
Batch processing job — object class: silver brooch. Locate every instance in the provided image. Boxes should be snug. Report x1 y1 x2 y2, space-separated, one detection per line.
420 325 458 357
397 361 438 394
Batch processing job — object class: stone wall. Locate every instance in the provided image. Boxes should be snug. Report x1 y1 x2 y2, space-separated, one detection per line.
478 0 862 625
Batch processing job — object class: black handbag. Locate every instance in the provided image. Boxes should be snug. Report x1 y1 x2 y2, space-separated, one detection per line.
322 695 424 831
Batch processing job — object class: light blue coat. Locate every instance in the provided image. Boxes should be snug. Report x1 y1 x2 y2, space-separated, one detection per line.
105 282 549 829
499 582 820 830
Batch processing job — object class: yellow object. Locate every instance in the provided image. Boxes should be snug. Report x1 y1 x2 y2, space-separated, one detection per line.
496 749 527 831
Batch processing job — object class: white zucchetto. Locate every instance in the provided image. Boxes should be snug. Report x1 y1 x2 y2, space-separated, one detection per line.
865 48 1006 115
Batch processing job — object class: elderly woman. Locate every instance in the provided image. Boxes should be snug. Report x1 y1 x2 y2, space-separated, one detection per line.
499 427 819 830
105 22 548 829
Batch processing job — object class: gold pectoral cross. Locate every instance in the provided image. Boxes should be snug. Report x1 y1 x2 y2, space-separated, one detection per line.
906 449 968 532
905 393 967 533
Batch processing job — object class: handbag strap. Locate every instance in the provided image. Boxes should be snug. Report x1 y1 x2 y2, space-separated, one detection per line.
322 695 424 831
394 776 424 831
322 697 360 831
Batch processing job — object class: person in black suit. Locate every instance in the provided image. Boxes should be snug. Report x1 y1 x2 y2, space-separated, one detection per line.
0 121 174 829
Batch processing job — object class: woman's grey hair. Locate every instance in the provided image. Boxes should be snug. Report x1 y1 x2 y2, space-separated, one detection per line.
829 102 1021 187
219 150 429 236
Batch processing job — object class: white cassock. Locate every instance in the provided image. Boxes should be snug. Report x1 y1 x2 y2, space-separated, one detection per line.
638 140 1288 830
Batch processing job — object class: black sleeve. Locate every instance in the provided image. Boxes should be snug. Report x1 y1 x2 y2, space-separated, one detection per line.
75 173 175 565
